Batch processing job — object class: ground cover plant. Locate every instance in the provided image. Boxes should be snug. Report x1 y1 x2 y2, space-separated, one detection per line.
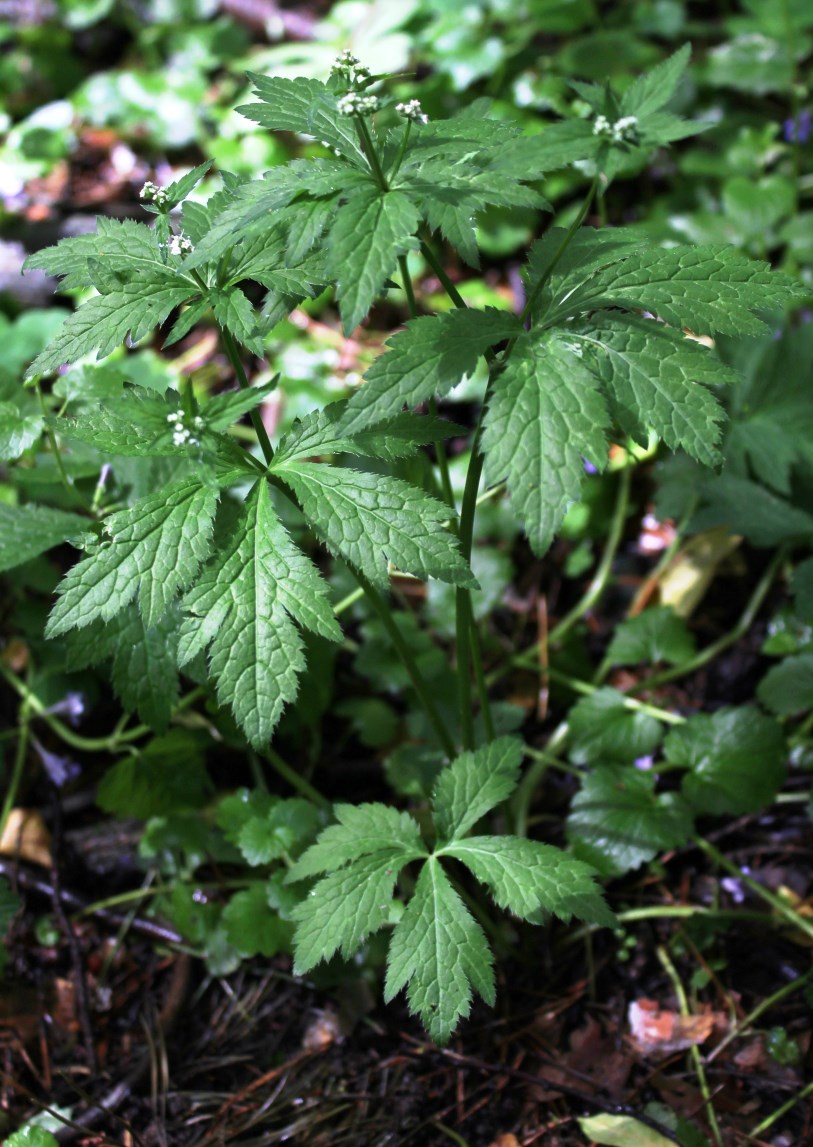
2 4 813 1145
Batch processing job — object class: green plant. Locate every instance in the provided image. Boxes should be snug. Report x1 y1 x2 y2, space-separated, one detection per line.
4 46 805 1042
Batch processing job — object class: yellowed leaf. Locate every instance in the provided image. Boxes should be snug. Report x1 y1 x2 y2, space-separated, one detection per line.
0 807 53 867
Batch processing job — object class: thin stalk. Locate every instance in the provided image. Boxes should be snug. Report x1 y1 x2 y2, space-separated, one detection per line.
388 120 412 182
36 383 86 509
396 253 457 516
419 241 468 310
467 596 495 741
511 720 570 837
548 462 632 647
697 836 813 945
544 665 685 725
0 706 30 844
333 586 365 616
706 967 813 1064
219 325 274 465
263 745 330 810
0 665 204 753
750 1078 813 1140
656 945 725 1147
354 115 389 191
634 547 786 691
520 175 601 325
354 571 458 760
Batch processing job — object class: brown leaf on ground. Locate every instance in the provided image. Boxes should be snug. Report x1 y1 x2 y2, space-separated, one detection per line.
628 998 726 1055
534 1015 633 1101
0 808 53 867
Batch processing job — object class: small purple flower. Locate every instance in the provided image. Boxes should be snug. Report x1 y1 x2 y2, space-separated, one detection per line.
634 755 654 770
583 458 598 475
32 739 81 787
46 691 86 726
784 109 811 144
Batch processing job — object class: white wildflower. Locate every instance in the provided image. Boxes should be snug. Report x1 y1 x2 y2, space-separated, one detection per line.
164 231 194 257
337 92 379 117
395 99 428 125
612 114 639 142
331 50 372 89
593 113 639 143
167 409 202 447
139 180 168 207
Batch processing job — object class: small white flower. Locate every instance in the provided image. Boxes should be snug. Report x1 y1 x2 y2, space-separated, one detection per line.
612 114 639 142
331 50 372 90
337 92 379 117
593 114 611 137
164 231 194 257
395 99 428 125
140 180 168 207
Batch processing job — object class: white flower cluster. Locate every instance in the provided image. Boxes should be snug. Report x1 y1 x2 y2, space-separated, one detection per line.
593 113 639 143
337 92 379 117
164 231 194 257
139 180 168 207
395 99 428 125
332 49 372 88
166 409 204 447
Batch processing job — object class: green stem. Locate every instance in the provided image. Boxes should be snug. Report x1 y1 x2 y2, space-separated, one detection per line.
750 1078 813 1140
37 383 86 509
467 597 495 742
263 745 330 810
396 253 457 515
388 120 412 182
0 665 204 753
520 175 601 326
511 721 570 837
544 665 685 724
656 945 725 1147
634 546 786 692
354 115 389 191
219 326 274 466
697 836 813 945
419 241 468 310
354 571 457 761
706 967 813 1065
0 705 30 844
548 463 632 648
333 586 365 616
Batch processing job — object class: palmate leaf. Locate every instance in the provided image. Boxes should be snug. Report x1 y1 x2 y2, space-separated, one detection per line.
273 403 463 466
63 603 180 731
46 475 219 636
605 606 696 669
326 187 421 334
384 858 496 1045
292 852 421 972
483 330 609 555
23 217 165 291
26 275 199 378
566 767 695 877
288 739 611 1043
542 244 805 336
433 736 522 844
442 837 616 925
273 460 476 589
238 74 368 166
664 708 786 815
569 315 733 465
338 308 522 435
568 688 664 766
178 480 341 748
0 503 88 573
287 803 424 881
